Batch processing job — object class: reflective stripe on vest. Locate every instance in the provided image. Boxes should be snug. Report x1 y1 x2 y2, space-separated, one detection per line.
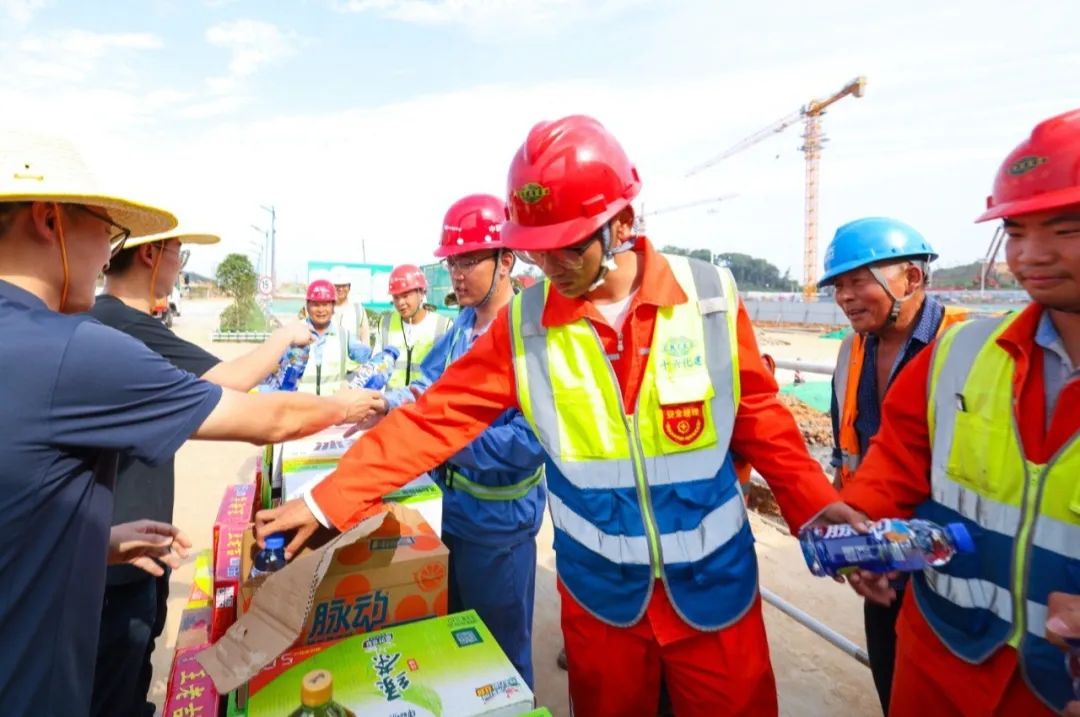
379 311 452 388
509 254 754 629
298 328 349 396
834 305 968 484
510 256 739 492
916 313 1080 711
446 464 544 501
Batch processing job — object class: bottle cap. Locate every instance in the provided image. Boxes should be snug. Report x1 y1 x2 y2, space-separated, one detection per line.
265 533 286 550
300 669 333 707
945 523 975 553
382 345 401 359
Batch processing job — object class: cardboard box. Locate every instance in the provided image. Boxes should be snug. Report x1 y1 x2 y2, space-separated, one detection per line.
237 504 448 645
177 604 213 650
213 523 247 642
213 483 256 556
278 424 356 474
283 468 444 537
188 549 213 608
199 505 449 696
164 646 221 717
245 611 534 716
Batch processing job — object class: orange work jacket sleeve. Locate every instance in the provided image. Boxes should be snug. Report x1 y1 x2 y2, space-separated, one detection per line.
729 301 841 529
839 347 935 518
311 308 519 529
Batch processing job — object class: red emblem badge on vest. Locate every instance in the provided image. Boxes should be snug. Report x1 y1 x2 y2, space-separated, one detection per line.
661 402 705 445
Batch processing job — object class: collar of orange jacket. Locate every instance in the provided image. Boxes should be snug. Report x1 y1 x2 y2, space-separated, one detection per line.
541 236 689 328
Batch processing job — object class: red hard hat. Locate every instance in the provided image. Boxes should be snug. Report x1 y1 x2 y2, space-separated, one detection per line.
388 264 427 295
306 279 336 302
977 108 1080 222
502 115 642 252
435 194 506 258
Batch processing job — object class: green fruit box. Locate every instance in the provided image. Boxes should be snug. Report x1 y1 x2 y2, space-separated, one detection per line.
246 611 534 717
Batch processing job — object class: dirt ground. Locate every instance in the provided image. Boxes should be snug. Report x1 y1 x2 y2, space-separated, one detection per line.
151 301 878 716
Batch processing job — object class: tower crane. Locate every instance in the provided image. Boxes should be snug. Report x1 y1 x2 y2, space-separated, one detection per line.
636 193 738 234
687 76 867 299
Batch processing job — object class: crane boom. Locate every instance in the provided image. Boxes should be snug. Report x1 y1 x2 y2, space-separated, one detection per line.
642 194 738 216
686 109 803 176
685 75 867 299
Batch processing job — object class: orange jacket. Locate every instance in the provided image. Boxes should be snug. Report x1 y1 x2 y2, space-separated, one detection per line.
312 239 839 639
840 302 1079 715
834 305 969 486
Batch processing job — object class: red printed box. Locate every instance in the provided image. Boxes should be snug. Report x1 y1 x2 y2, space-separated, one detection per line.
164 646 220 717
213 523 247 643
213 484 256 557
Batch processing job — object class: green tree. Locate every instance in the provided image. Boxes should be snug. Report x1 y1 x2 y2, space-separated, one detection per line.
659 245 799 291
215 253 265 331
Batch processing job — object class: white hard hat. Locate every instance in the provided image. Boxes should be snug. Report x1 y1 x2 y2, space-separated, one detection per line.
329 266 351 285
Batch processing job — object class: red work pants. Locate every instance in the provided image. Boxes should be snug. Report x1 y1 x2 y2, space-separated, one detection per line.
559 583 777 716
889 593 1055 717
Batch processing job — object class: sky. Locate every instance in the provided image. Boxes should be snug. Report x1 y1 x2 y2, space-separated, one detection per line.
1 0 1077 283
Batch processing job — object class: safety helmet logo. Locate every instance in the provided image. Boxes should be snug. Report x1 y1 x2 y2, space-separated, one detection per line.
514 182 550 205
1007 155 1047 175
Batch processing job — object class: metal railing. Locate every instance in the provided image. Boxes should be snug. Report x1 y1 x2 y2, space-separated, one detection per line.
211 331 273 343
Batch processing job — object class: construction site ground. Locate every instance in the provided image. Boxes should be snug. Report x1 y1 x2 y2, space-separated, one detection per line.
152 300 879 716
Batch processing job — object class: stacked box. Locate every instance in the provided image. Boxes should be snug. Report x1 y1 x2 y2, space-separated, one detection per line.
213 523 247 642
213 483 256 556
246 611 534 716
163 646 220 717
188 549 213 608
237 507 448 645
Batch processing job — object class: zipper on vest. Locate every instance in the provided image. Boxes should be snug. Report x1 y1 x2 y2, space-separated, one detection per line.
630 411 664 579
590 323 663 579
1006 396 1048 649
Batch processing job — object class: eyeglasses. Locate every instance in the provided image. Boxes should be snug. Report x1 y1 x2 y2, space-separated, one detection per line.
77 205 131 257
518 232 600 271
442 252 496 274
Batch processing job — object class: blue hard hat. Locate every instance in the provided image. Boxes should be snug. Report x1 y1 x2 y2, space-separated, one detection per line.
819 217 938 287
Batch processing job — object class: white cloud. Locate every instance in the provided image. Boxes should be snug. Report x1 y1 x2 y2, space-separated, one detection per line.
205 19 295 93
337 0 647 38
9 30 162 83
1 0 48 25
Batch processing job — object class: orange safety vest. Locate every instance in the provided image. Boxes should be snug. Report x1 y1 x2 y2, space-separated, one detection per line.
835 305 968 486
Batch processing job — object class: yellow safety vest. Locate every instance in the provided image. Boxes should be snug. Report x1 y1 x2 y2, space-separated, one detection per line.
914 313 1080 711
378 310 452 388
509 254 755 628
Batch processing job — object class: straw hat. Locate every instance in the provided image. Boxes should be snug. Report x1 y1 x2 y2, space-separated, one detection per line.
0 131 176 238
124 228 221 250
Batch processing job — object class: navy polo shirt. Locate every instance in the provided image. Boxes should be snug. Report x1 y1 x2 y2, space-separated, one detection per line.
0 280 222 716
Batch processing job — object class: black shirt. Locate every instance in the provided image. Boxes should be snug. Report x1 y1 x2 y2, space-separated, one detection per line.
88 295 221 584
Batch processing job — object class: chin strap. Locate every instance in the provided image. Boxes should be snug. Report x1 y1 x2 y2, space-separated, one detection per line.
586 224 637 292
473 249 505 308
868 259 928 328
54 203 71 313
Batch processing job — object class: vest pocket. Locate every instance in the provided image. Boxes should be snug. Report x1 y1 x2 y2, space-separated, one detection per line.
945 411 1008 496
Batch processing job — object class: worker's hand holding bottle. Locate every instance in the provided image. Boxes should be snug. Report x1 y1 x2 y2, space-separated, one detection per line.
108 520 192 576
256 498 319 559
275 320 316 349
1046 591 1080 713
332 387 387 426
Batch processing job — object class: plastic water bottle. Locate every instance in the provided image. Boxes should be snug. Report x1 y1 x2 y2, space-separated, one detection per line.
799 518 975 578
348 346 400 390
250 533 287 579
277 345 311 391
